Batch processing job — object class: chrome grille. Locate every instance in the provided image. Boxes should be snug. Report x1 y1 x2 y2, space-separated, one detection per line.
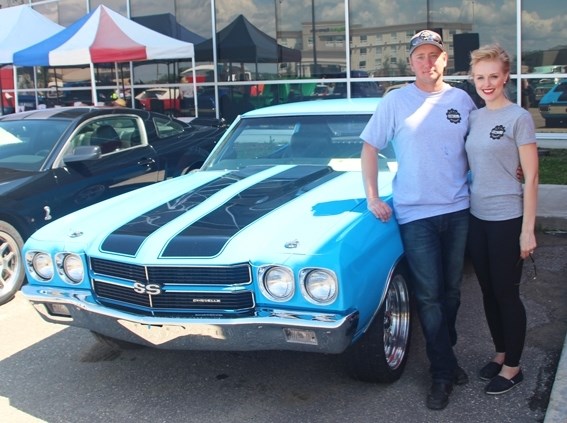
89 258 254 316
94 280 254 310
90 258 251 285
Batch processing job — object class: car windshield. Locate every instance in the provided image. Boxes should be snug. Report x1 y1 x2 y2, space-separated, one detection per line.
0 120 69 171
204 114 396 172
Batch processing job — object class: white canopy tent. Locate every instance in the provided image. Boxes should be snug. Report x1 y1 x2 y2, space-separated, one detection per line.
14 5 197 111
0 5 64 111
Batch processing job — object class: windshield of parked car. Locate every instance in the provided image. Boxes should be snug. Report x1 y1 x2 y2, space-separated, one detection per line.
203 114 396 172
0 120 69 171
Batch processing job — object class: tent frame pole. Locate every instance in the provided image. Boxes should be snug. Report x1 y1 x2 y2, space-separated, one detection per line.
90 63 97 105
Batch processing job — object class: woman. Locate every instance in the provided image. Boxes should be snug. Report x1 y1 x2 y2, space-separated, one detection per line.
466 44 539 395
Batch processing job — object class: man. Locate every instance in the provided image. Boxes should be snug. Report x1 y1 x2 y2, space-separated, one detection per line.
360 30 476 410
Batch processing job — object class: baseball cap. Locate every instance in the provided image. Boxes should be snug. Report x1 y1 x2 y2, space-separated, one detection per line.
409 30 445 55
114 98 126 107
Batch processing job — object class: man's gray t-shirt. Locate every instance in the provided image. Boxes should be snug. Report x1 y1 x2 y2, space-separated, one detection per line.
361 83 476 224
466 103 536 221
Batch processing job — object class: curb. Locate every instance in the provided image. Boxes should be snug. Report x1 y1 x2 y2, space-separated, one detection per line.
544 333 567 423
537 185 567 421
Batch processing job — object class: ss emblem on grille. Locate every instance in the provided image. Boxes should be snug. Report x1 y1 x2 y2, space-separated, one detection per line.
133 282 162 295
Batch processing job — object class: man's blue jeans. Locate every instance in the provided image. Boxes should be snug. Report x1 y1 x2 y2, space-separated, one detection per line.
399 209 469 383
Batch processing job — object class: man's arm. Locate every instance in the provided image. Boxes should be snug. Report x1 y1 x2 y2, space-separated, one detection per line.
361 142 392 222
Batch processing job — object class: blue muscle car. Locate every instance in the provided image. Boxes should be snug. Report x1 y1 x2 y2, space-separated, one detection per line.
21 98 411 383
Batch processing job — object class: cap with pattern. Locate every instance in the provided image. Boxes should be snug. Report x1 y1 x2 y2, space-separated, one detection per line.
409 30 445 55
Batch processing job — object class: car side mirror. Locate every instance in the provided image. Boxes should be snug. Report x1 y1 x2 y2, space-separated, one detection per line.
63 145 102 163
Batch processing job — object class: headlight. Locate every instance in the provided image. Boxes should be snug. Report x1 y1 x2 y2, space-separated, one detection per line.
55 253 84 284
259 266 294 301
26 252 54 281
302 269 338 305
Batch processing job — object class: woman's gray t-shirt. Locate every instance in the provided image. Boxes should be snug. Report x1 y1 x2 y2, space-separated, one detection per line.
466 103 536 221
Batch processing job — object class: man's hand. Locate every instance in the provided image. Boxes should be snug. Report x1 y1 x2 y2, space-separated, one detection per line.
367 197 392 222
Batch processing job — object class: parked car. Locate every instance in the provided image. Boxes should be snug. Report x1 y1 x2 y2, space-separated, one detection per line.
538 79 567 127
533 78 558 106
21 98 411 383
0 106 226 305
330 71 385 98
313 84 331 96
135 88 182 116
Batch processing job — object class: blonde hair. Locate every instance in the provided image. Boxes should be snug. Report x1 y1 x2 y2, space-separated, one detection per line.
469 43 511 76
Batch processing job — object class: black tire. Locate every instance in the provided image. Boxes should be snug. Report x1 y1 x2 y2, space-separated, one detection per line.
90 331 144 350
178 147 210 175
345 264 412 383
0 221 25 306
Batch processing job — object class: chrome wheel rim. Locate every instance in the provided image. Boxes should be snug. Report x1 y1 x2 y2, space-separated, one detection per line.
0 233 21 296
383 273 411 369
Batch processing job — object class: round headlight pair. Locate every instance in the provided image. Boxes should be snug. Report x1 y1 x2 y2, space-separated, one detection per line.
25 251 84 284
259 265 338 305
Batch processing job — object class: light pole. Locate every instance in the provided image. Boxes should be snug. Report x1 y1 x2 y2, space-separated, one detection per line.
274 0 281 43
312 0 318 76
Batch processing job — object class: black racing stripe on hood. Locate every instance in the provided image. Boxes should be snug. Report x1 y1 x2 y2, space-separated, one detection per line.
100 167 270 256
161 165 340 258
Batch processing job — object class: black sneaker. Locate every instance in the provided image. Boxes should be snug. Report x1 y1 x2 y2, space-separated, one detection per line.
453 366 469 385
426 382 453 410
485 369 524 395
478 362 503 381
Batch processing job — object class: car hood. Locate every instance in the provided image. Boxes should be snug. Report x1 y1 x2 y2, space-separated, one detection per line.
27 164 395 264
0 167 38 196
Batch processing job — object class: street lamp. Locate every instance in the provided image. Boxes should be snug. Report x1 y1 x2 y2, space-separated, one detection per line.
312 0 318 76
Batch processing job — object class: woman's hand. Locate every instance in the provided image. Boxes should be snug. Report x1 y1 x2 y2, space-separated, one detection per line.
519 231 537 259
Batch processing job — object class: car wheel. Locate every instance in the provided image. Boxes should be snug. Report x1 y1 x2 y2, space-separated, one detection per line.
178 147 210 175
90 331 144 350
0 221 25 306
345 264 412 383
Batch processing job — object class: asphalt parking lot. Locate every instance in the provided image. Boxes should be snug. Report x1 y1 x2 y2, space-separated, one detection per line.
1 228 566 423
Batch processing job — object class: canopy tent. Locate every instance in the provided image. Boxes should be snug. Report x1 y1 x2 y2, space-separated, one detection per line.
14 5 197 107
194 14 301 67
0 5 64 111
0 5 64 64
132 13 205 45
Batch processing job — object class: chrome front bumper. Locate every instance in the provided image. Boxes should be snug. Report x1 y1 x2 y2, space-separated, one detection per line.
22 286 358 353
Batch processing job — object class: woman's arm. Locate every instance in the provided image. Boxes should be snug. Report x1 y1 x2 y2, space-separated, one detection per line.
518 142 539 258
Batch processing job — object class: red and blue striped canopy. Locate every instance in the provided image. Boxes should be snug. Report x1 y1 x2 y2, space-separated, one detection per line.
14 5 194 67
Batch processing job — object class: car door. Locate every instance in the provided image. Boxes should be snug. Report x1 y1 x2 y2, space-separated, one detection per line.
45 115 160 221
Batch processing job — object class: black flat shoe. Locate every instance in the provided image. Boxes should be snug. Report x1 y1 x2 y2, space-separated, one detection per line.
478 361 503 381
485 370 524 395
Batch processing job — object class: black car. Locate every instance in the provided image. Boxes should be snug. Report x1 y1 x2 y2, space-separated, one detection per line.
0 106 226 305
